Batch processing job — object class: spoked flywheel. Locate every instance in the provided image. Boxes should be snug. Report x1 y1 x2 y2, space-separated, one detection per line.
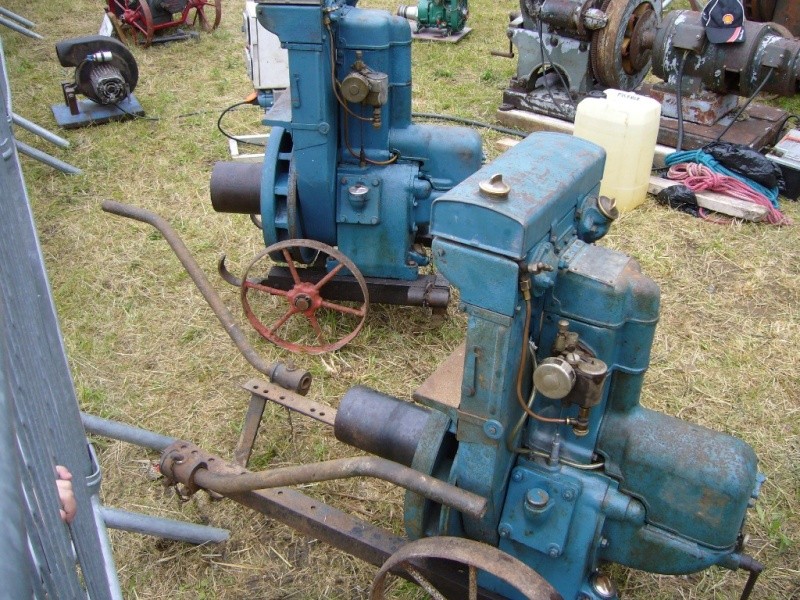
369 537 561 600
240 239 369 355
185 0 221 32
107 0 155 46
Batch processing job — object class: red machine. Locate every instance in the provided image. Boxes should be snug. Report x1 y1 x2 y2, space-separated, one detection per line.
105 0 221 46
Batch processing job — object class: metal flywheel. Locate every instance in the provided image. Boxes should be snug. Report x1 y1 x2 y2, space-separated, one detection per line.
590 0 659 90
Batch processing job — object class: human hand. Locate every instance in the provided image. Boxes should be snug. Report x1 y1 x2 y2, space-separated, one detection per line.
55 465 77 524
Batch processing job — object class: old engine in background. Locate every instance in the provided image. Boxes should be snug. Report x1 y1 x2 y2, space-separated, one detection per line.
210 0 484 352
499 0 800 149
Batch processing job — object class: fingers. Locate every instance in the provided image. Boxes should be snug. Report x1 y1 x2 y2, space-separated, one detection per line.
55 466 77 524
55 465 73 481
56 478 77 524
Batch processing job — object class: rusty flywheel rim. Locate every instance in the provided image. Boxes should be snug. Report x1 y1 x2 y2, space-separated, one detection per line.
108 0 155 46
590 0 657 90
187 0 222 32
369 537 562 600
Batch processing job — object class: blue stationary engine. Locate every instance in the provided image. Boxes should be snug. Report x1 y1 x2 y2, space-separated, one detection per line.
416 134 760 600
363 132 761 599
210 0 483 352
256 0 485 277
214 0 481 281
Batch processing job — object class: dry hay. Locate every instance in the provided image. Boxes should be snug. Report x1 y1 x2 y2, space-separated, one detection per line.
2 0 798 598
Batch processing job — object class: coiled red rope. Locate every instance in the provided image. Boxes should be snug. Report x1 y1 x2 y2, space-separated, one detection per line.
667 162 791 226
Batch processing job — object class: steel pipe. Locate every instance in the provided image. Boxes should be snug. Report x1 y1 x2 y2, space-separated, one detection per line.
195 457 486 518
0 7 36 29
81 412 176 451
15 140 81 174
101 200 312 395
161 442 487 519
101 507 229 544
0 15 42 39
12 113 70 148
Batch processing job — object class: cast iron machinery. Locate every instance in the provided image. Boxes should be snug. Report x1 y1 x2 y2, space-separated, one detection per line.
210 0 483 353
498 0 800 149
105 0 221 46
645 8 800 147
133 132 764 599
744 0 800 38
498 0 661 117
397 0 470 38
51 36 145 129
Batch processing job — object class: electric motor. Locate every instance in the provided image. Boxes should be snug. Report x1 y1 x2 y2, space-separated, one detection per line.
652 10 800 98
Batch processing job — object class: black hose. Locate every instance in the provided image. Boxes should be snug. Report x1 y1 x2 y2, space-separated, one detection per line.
738 554 764 600
217 100 267 147
675 50 688 152
412 112 527 138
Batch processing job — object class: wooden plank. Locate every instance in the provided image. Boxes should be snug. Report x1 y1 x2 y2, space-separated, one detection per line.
495 108 674 167
494 137 519 153
413 342 464 412
495 108 575 135
648 176 768 221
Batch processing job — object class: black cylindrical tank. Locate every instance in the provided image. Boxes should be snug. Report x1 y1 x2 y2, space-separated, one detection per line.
210 161 262 214
334 386 432 467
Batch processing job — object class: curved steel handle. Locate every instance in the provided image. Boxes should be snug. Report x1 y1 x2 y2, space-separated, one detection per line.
101 200 311 395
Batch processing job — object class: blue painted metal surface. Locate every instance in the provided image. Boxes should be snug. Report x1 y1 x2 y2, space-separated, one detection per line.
408 131 762 599
255 0 482 280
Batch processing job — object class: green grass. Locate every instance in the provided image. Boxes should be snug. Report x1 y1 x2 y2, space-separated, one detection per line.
2 0 799 598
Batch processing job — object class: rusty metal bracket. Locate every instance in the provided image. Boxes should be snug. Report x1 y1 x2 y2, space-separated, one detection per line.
233 378 337 467
244 378 336 426
233 393 267 468
160 441 215 500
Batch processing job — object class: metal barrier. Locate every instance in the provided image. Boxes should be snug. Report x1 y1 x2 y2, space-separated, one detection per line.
0 56 122 598
0 41 228 597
